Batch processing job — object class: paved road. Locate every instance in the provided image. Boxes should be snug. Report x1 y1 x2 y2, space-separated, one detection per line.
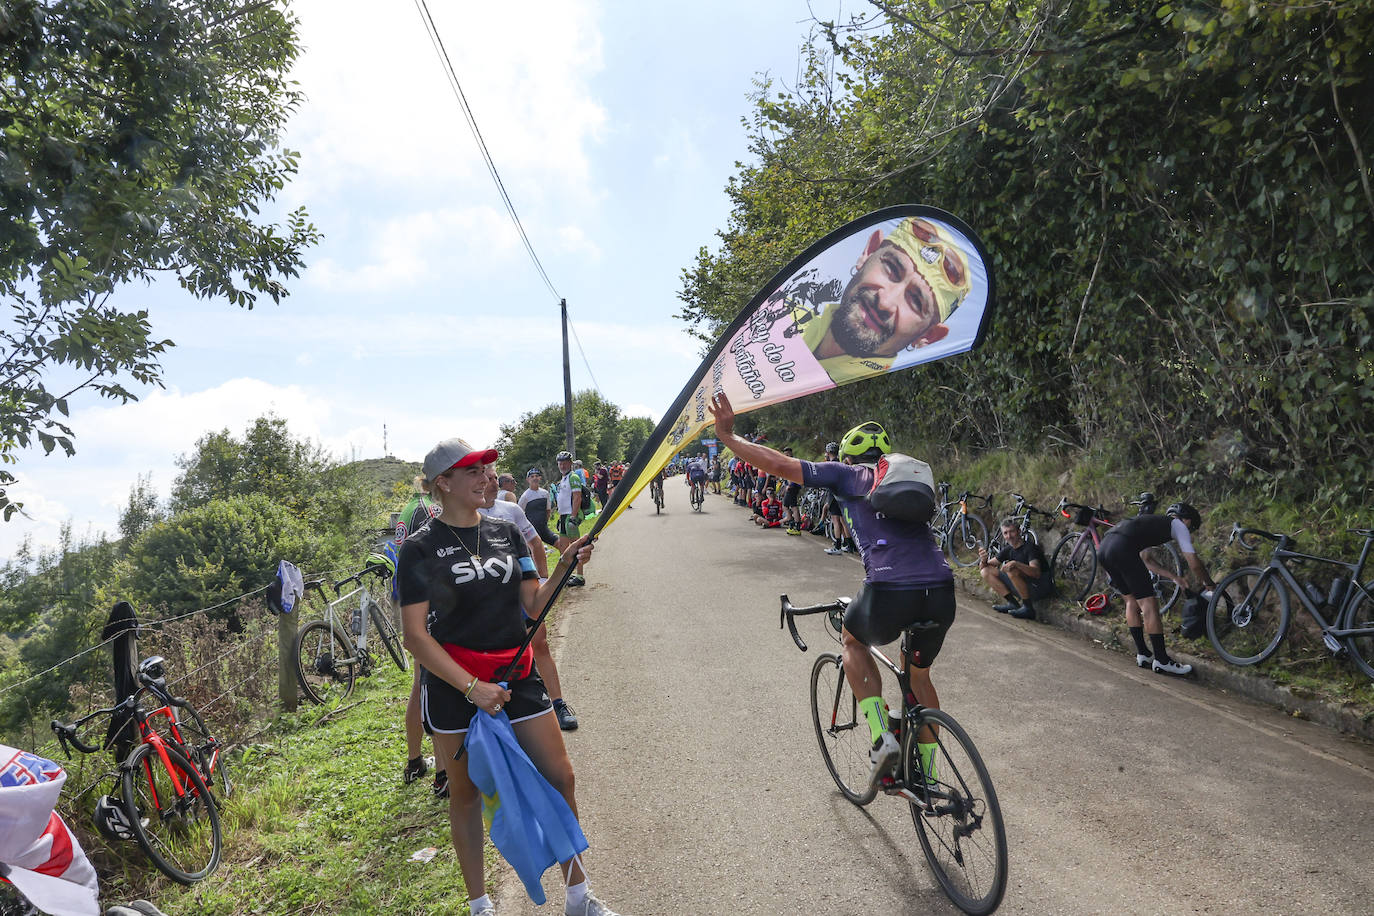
499 485 1374 915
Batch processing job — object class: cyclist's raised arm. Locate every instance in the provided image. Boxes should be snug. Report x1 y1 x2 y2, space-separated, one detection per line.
709 392 804 483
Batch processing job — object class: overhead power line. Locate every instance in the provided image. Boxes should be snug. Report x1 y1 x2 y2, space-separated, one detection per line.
412 0 561 302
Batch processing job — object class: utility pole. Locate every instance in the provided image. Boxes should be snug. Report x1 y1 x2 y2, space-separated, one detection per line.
383 423 388 457
561 298 574 455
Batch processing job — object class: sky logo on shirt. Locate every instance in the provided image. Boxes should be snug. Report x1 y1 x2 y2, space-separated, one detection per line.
451 556 515 584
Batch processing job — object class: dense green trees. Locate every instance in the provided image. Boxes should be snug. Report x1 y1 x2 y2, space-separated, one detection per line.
0 1 318 518
680 0 1373 505
0 416 389 729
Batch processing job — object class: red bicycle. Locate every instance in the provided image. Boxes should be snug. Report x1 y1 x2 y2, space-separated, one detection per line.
51 655 223 884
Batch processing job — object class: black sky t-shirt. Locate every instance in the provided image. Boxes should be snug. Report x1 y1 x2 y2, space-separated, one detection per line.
997 539 1047 569
396 516 536 651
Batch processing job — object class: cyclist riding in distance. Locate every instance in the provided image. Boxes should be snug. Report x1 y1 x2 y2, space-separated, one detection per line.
685 452 708 502
1097 501 1216 677
709 391 956 788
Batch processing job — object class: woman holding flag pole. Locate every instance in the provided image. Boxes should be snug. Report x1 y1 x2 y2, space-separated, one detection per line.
398 437 620 916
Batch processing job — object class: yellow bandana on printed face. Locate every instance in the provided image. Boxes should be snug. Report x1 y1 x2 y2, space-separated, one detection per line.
883 218 972 322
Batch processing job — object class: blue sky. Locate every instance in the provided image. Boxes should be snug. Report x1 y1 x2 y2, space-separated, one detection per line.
2 0 835 559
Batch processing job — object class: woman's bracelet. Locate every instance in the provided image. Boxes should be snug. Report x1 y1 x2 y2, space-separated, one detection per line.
463 676 479 699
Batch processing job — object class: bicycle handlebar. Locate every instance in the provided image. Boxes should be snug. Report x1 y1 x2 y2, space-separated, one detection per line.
779 594 846 653
49 693 138 756
333 563 389 593
1227 523 1284 551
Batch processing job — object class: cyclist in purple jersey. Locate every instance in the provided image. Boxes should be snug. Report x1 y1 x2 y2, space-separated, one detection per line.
710 392 953 790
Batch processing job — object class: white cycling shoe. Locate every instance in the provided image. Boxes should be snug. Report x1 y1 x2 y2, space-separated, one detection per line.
868 731 900 786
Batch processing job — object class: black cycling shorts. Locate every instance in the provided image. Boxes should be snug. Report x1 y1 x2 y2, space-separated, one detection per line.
421 668 553 735
781 487 800 508
1098 534 1154 600
531 519 558 547
996 570 1055 601
844 582 956 668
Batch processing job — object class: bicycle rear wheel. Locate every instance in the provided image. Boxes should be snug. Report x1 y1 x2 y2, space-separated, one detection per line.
369 599 408 671
1146 543 1183 612
905 708 1008 915
809 653 876 806
1342 588 1374 679
1050 533 1097 601
121 742 222 885
946 515 988 568
294 620 357 704
1207 567 1289 665
174 703 232 800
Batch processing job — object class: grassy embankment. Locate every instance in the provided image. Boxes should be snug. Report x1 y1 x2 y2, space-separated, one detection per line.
941 448 1374 717
150 664 483 916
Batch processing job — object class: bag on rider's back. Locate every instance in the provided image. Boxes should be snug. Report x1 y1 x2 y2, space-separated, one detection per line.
867 453 936 524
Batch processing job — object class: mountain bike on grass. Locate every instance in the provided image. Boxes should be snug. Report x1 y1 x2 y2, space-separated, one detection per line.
930 483 990 568
1207 524 1374 678
294 562 407 705
781 595 1008 915
51 655 223 884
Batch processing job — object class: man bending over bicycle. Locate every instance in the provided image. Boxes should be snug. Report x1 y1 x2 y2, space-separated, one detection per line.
1098 501 1216 677
709 392 955 787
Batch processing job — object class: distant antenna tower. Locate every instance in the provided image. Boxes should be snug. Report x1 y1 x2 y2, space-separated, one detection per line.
383 423 389 457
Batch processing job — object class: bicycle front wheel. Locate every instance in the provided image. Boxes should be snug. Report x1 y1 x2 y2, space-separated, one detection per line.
1146 543 1183 613
369 599 408 671
905 708 1008 915
947 515 988 567
294 620 357 704
809 653 876 806
1050 533 1097 601
1342 588 1374 679
121 742 222 885
1208 567 1290 665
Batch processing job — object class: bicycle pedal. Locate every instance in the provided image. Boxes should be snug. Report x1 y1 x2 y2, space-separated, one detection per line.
1322 633 1345 654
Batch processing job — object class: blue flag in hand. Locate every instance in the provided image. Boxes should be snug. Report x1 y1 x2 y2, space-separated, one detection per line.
464 696 588 905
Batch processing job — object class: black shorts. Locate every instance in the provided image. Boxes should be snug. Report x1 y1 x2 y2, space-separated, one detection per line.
1098 535 1154 600
421 668 553 735
996 570 1055 601
781 487 800 508
844 582 956 667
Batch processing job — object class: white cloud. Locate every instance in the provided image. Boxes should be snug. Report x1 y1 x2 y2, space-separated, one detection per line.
304 205 520 292
282 0 607 204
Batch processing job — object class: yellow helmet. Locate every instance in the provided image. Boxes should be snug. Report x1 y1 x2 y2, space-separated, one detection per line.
838 421 891 461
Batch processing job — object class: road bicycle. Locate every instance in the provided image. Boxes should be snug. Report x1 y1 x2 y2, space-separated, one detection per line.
797 486 830 534
1207 524 1374 678
51 655 223 884
931 483 990 568
689 476 705 512
649 476 665 514
984 493 1054 554
1049 495 1183 611
294 563 407 705
781 595 1008 914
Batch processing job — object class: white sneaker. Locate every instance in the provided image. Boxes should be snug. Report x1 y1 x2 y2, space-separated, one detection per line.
566 892 621 916
868 731 900 786
1152 657 1193 677
1135 653 1153 669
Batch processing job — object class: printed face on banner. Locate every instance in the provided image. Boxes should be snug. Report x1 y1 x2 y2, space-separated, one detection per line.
667 212 990 448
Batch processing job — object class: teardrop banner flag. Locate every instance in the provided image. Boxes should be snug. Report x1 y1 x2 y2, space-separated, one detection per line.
588 205 996 535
